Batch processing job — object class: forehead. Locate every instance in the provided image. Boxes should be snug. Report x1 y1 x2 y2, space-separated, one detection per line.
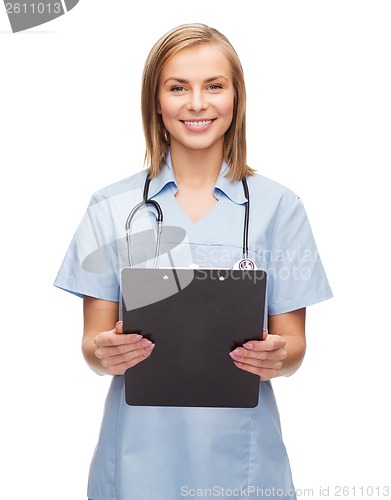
160 44 232 81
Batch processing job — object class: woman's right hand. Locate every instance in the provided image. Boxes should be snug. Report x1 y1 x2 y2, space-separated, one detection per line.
82 296 154 376
93 321 155 376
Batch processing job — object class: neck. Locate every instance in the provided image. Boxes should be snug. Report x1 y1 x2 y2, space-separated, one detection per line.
170 141 224 188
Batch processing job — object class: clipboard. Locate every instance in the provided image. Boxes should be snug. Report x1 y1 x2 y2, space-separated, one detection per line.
121 267 267 408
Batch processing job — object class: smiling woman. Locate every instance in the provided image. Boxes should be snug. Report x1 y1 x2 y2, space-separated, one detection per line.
54 22 332 500
157 45 235 155
142 23 251 182
155 44 237 221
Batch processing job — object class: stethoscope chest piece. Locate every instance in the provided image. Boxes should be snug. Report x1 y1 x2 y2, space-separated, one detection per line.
233 258 258 270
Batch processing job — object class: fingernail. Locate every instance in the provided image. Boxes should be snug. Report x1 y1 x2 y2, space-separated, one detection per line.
141 339 152 348
132 334 143 341
230 349 242 357
116 321 123 326
243 342 253 349
143 346 155 357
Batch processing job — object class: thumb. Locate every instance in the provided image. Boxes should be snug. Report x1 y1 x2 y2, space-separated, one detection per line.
262 328 268 340
114 321 123 334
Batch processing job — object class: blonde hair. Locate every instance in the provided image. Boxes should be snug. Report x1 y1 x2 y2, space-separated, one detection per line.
141 23 254 181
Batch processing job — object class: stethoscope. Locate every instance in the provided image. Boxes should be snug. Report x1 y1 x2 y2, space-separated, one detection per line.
125 174 257 270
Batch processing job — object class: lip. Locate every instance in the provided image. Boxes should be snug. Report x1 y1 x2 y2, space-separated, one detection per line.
180 118 216 132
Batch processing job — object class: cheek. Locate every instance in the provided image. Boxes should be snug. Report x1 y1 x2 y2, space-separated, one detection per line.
218 94 235 119
157 95 179 119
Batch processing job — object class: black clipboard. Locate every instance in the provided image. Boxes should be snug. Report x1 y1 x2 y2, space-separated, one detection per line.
121 268 267 408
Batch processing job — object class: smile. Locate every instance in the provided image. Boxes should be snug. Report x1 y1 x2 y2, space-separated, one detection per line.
182 119 214 127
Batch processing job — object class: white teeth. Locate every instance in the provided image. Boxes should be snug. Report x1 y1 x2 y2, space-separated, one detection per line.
183 120 212 127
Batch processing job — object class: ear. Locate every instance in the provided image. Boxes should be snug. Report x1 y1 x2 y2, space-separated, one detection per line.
156 100 162 114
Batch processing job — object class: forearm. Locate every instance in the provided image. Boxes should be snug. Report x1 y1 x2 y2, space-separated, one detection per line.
268 307 307 378
82 335 108 376
275 333 306 377
82 296 119 376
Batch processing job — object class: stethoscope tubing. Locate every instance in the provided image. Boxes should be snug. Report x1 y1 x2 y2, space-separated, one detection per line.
125 173 250 268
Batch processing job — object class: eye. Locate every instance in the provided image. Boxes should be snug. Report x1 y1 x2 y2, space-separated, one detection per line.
171 86 186 93
208 84 223 91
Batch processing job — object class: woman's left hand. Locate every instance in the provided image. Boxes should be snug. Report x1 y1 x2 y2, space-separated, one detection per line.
229 330 287 381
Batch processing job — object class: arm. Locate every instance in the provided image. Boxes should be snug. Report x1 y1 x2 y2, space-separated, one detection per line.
229 308 306 380
82 296 155 376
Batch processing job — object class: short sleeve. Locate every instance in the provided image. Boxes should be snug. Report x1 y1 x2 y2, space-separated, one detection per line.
54 192 120 301
267 194 332 315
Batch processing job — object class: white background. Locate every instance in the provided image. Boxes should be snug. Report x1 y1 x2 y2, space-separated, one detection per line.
1 1 390 499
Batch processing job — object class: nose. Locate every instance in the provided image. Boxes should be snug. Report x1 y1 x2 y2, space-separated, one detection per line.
186 89 207 113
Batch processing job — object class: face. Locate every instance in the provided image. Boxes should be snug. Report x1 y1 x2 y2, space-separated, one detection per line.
157 44 235 154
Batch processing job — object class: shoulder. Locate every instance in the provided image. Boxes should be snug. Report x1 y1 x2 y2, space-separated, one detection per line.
247 171 302 211
89 169 147 205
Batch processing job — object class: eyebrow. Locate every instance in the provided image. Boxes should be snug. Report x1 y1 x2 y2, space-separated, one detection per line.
163 75 229 86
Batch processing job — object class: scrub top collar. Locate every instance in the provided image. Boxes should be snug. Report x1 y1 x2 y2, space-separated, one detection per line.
147 150 247 205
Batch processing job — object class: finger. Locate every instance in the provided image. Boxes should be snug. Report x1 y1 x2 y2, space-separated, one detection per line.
233 360 278 381
108 343 155 366
114 320 123 334
94 329 144 348
96 337 154 358
230 348 284 366
242 335 286 352
232 355 284 370
239 331 267 352
101 343 155 374
230 346 287 363
114 321 150 345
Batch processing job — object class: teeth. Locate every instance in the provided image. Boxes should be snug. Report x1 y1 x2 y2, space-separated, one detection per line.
184 120 212 127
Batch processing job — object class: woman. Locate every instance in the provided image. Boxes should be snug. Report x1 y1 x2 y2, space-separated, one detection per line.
55 23 332 500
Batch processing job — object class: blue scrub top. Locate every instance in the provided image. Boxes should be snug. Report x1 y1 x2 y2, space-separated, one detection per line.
54 153 332 500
